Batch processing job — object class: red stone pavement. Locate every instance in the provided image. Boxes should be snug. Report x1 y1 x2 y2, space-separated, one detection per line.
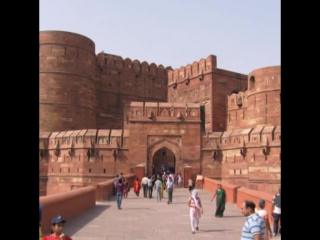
51 188 281 240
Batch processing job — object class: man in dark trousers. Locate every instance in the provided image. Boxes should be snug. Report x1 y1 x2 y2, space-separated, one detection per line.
271 186 281 237
140 175 148 198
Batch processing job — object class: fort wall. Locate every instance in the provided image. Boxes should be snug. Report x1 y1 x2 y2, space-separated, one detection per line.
39 31 97 132
228 66 281 130
95 53 170 129
39 30 281 196
40 124 280 195
167 55 247 132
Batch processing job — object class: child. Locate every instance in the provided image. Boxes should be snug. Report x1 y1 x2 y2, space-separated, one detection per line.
42 215 72 240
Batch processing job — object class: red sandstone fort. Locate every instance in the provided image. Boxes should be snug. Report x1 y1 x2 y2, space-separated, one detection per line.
39 31 280 196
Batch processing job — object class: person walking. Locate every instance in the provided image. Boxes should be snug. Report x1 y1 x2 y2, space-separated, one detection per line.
188 189 204 234
256 199 272 240
116 178 124 209
162 172 167 183
178 173 182 188
113 174 119 196
140 175 148 198
133 177 140 197
240 200 266 240
270 186 281 237
154 177 162 202
188 177 193 193
166 176 174 204
211 184 227 217
160 179 166 198
147 176 154 198
123 178 129 199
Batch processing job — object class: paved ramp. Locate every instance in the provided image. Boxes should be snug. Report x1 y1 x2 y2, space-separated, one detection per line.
62 188 279 240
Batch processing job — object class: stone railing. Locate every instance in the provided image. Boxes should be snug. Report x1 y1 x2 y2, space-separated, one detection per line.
202 177 240 203
96 173 136 202
40 186 96 234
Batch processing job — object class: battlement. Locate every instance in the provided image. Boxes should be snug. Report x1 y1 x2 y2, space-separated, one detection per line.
202 126 281 150
227 91 248 110
96 52 173 77
167 55 217 85
40 129 129 153
129 102 201 121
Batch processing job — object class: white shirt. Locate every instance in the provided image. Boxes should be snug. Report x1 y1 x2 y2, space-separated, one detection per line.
166 180 173 189
256 209 267 218
272 194 281 214
274 206 281 214
141 177 148 185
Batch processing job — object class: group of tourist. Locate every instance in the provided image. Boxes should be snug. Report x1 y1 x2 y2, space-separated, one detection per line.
240 186 281 239
40 175 280 239
187 183 281 239
187 183 225 234
134 171 181 203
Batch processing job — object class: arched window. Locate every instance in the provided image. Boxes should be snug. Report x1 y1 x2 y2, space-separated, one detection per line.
249 76 255 90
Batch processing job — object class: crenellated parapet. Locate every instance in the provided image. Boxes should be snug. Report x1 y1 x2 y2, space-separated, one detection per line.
202 126 281 154
95 52 171 129
45 129 129 153
40 132 51 160
227 91 248 110
129 102 201 122
96 53 172 78
201 126 280 187
167 55 217 86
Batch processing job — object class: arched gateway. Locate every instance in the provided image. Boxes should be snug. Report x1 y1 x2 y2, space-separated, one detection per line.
147 139 181 176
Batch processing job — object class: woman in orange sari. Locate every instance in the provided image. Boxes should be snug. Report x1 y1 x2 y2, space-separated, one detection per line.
133 177 140 196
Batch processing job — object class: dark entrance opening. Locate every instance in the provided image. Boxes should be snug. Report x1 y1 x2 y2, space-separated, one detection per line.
153 147 176 174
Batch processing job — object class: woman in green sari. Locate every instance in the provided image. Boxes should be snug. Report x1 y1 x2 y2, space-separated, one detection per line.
211 184 227 217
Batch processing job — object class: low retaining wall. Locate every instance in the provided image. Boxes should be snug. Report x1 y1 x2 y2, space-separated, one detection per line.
203 177 277 225
202 177 240 203
96 173 136 202
40 186 96 234
237 187 275 224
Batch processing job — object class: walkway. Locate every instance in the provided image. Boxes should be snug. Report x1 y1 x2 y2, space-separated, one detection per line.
64 188 280 240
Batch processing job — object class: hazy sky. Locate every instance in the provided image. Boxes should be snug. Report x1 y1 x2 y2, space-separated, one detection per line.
40 0 280 75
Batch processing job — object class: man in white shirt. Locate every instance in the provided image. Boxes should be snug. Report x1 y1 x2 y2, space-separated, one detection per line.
147 176 154 198
140 175 148 198
271 186 281 237
154 177 162 202
166 176 174 204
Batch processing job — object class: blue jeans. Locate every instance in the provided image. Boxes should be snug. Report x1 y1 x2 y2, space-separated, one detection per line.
156 189 161 201
117 193 123 208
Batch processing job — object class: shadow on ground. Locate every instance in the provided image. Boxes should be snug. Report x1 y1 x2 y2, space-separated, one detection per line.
64 204 111 236
221 215 243 218
200 229 230 233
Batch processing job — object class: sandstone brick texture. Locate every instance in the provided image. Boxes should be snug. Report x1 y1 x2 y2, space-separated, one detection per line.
39 31 281 196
